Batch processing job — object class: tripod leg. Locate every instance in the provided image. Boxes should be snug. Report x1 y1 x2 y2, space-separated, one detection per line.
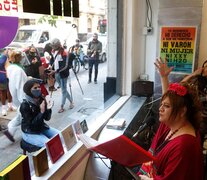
72 68 84 95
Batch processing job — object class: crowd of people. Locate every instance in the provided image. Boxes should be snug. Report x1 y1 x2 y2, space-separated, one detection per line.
0 33 102 146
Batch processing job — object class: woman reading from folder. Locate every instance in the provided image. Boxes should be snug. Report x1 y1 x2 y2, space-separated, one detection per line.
138 58 204 180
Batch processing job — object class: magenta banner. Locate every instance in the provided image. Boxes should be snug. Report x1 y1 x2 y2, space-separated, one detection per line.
0 16 18 49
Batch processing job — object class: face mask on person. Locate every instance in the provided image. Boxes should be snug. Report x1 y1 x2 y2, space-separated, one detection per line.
31 89 42 98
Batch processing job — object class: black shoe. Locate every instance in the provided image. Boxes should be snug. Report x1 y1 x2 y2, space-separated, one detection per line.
94 80 97 84
88 80 91 84
3 130 15 142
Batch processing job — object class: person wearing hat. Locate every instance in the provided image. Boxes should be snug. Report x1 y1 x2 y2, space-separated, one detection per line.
3 51 28 142
50 38 74 113
20 78 58 147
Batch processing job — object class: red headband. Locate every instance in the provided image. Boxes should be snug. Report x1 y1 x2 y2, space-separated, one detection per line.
168 83 187 96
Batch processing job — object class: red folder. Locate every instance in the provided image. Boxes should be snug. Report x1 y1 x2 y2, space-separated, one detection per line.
79 134 156 167
45 134 64 164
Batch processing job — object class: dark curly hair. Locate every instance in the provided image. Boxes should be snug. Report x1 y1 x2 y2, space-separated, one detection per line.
161 82 202 130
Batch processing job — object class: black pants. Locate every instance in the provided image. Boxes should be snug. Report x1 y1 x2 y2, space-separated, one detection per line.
88 58 99 81
108 161 139 180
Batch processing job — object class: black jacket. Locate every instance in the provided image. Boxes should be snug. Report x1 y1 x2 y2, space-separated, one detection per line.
24 54 42 79
20 99 52 134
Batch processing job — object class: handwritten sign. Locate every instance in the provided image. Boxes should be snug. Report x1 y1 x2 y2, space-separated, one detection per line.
0 0 18 13
160 27 196 73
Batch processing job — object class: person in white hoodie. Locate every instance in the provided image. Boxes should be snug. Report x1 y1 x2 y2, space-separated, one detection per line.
3 51 28 142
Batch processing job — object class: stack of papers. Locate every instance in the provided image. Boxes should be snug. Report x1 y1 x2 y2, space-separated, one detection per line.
106 118 126 130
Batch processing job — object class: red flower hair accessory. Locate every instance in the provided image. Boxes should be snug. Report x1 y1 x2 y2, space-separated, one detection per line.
168 83 187 96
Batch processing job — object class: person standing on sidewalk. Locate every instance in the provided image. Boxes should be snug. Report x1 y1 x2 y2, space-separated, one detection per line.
0 48 15 116
50 38 74 113
3 51 28 142
24 45 42 79
87 33 102 84
43 43 57 92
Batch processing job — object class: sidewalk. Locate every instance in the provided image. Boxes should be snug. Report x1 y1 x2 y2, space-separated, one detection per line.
0 63 107 171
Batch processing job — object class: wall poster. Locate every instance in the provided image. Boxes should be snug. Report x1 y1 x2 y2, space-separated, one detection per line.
160 26 197 74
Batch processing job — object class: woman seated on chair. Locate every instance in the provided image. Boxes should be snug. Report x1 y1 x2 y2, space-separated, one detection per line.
20 78 59 147
138 58 204 180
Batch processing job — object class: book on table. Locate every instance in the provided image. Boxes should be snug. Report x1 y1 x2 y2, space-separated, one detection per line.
32 147 49 177
106 118 126 130
72 120 83 135
78 134 156 167
80 119 88 133
45 134 64 164
61 124 77 151
0 155 31 180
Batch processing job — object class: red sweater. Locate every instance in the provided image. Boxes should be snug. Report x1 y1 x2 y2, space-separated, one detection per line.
139 123 204 180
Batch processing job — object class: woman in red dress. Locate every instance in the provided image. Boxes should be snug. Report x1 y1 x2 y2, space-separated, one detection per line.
138 58 204 180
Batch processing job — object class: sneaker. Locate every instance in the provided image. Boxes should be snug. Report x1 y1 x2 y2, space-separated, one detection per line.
3 130 15 142
2 109 7 116
7 105 17 112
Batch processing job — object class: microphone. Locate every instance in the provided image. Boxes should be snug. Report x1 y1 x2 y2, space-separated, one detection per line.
132 116 156 139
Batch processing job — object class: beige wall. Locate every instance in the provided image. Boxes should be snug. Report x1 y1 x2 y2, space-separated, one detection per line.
198 0 207 67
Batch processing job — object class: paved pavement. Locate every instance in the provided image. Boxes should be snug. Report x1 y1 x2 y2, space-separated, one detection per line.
0 62 107 171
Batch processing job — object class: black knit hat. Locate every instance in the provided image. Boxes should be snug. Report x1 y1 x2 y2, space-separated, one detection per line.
23 79 41 97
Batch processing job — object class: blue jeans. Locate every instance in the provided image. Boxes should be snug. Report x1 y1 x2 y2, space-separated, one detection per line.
55 73 72 107
22 127 60 147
